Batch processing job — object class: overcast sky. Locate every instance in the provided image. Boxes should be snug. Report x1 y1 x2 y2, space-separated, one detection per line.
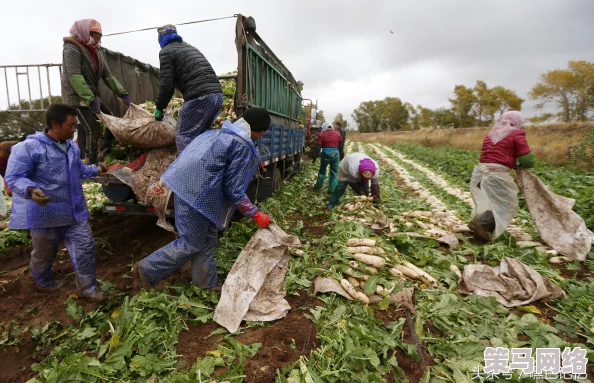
2 0 593 127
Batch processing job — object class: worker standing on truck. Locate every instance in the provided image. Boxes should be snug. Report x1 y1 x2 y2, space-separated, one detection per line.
335 122 347 160
0 141 18 197
312 122 342 193
61 19 132 164
468 111 535 241
328 152 381 209
5 104 107 301
154 25 223 153
134 107 274 291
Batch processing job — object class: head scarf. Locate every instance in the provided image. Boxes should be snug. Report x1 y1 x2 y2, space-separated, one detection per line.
70 19 102 48
157 24 183 48
321 122 332 132
358 158 377 176
488 111 523 145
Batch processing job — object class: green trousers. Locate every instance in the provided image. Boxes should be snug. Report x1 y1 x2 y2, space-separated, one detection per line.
314 150 340 192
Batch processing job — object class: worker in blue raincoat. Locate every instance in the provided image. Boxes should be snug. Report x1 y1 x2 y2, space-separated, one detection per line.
5 104 107 301
135 107 274 291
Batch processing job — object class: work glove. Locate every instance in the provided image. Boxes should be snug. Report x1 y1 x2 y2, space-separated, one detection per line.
29 188 51 206
89 99 101 114
121 95 131 106
154 109 163 121
252 211 272 229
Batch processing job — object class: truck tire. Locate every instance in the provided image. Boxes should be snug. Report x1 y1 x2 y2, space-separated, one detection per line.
102 183 134 203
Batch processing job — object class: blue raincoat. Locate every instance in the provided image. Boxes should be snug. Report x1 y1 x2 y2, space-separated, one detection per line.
140 119 260 288
162 119 259 230
6 133 98 229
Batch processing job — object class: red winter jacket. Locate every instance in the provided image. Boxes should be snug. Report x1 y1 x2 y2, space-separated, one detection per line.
479 130 531 169
317 129 343 148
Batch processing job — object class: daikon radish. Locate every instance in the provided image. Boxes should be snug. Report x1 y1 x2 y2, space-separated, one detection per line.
402 261 438 286
393 264 421 280
340 279 369 304
364 265 379 274
349 261 360 269
548 256 571 264
416 221 429 230
359 219 367 223
517 241 541 248
289 248 304 257
449 264 462 278
347 276 360 287
347 246 370 254
353 253 386 268
343 267 362 278
347 238 376 247
388 268 404 277
546 249 559 256
376 285 385 295
453 225 472 233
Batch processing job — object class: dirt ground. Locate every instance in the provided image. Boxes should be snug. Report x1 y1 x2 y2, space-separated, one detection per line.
0 211 434 382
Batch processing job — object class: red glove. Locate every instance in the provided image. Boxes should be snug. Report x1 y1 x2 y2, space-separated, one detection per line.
252 211 272 229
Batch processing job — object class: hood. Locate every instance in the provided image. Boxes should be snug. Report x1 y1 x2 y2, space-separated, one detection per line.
222 119 259 156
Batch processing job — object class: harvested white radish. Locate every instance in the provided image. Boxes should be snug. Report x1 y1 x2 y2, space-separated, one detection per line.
363 265 379 274
349 261 360 269
546 249 559 256
347 246 372 254
393 264 421 280
416 221 429 230
347 238 376 247
548 256 571 264
402 261 438 286
517 241 541 248
388 268 404 277
340 279 369 304
359 219 367 223
289 248 304 257
405 222 413 228
453 225 472 233
347 276 360 287
376 285 385 295
449 264 462 278
353 253 386 268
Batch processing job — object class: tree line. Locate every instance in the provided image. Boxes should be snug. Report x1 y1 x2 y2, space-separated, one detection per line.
350 60 594 132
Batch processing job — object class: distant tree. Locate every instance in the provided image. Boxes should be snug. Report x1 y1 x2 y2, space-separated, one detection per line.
417 105 435 128
449 85 476 127
473 81 498 126
352 101 382 133
430 108 458 128
0 96 62 141
404 103 419 130
491 86 524 117
379 97 409 131
529 60 594 122
333 113 349 129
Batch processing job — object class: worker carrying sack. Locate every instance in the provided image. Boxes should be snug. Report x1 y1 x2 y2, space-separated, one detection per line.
98 104 176 148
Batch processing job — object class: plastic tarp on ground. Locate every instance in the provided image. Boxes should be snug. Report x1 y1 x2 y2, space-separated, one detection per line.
458 257 565 307
214 224 301 333
517 169 594 261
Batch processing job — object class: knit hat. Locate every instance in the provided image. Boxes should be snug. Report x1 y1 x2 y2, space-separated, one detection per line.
157 24 177 36
358 158 377 177
242 107 271 131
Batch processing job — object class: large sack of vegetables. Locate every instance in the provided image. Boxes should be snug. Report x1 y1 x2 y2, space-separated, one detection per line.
98 104 176 149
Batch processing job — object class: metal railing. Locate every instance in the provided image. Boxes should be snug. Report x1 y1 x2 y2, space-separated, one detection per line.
0 64 63 112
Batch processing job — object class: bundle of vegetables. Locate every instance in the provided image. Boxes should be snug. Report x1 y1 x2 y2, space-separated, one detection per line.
334 237 438 304
337 195 394 231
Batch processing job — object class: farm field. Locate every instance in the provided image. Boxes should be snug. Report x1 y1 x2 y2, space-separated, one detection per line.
0 141 593 383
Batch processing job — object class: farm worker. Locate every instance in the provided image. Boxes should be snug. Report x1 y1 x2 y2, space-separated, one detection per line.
334 122 347 160
5 104 108 301
135 107 274 291
0 141 18 196
312 122 343 192
328 152 381 209
61 19 132 164
154 24 223 153
468 111 535 241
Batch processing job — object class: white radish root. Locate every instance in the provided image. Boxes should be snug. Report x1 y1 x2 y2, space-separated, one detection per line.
402 261 438 286
347 276 360 287
449 264 462 278
347 238 376 247
340 279 370 304
353 253 386 269
388 268 404 277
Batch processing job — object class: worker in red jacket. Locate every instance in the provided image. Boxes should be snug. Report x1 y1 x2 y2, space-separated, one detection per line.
468 111 535 241
312 122 343 192
0 141 18 197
